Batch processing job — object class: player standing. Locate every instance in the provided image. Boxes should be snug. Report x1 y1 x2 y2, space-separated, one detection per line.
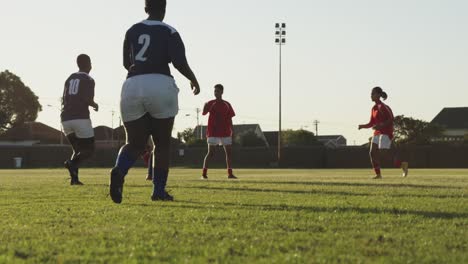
358 87 409 179
61 54 99 185
110 0 200 203
202 84 237 179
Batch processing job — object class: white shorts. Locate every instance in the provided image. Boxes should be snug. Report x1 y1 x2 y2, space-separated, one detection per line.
207 137 232 146
371 134 392 150
120 74 180 122
61 119 94 139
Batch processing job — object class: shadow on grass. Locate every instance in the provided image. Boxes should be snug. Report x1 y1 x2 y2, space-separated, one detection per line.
182 179 462 190
175 185 465 199
165 200 468 220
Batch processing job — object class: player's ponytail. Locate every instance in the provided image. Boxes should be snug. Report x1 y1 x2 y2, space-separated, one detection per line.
381 91 388 100
372 86 388 100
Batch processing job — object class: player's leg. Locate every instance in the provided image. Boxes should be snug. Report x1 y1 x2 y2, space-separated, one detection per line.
64 132 79 180
110 75 151 203
141 147 153 181
68 119 96 185
222 138 237 179
145 151 154 181
137 73 178 200
149 117 175 201
391 143 409 177
369 136 382 179
69 137 95 185
110 115 150 203
202 141 215 179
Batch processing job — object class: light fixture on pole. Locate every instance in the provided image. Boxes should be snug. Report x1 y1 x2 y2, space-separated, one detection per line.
275 22 286 164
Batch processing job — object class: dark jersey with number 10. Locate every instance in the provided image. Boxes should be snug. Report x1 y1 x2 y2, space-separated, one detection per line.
61 72 95 122
123 20 188 79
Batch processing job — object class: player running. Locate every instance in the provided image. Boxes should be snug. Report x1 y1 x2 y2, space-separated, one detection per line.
110 0 200 203
201 84 237 180
358 87 409 179
142 138 154 181
61 54 99 185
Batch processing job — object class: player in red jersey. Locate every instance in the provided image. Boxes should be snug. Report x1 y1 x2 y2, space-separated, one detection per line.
201 84 237 179
358 87 409 179
142 139 154 181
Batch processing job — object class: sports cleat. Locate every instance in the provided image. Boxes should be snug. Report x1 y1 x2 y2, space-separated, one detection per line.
372 174 382 179
201 175 208 180
109 167 125 204
401 162 409 177
228 174 238 179
64 160 78 178
151 191 174 201
146 174 153 181
71 180 84 186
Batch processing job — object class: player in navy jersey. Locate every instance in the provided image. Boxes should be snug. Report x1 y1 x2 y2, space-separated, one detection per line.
109 0 200 203
61 54 99 185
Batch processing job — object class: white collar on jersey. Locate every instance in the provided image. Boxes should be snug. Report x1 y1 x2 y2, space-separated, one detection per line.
140 20 177 34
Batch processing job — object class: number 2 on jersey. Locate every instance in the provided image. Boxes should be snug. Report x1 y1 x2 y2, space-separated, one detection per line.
68 79 80 95
135 34 151 62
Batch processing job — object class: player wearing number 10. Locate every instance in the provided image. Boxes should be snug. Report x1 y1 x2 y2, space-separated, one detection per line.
109 0 200 203
61 54 99 185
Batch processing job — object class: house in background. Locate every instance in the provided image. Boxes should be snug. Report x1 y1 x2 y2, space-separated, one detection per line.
194 124 269 146
316 135 347 148
94 126 117 148
263 131 279 148
0 122 63 146
430 107 468 143
264 131 347 149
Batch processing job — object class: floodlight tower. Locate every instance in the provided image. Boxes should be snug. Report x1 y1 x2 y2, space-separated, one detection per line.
275 22 286 164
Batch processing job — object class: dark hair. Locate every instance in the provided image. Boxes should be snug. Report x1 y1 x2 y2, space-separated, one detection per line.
145 0 166 15
76 54 91 69
214 84 224 91
372 86 388 100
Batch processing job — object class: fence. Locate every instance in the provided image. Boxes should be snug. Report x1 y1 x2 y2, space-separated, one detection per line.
0 145 467 169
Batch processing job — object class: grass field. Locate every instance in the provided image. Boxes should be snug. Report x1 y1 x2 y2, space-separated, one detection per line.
0 168 467 263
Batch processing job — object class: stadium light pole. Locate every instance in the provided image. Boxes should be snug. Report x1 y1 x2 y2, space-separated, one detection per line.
275 23 286 164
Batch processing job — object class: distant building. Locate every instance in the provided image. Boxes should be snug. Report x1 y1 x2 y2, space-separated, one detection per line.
264 131 346 149
0 122 63 146
316 135 347 148
94 125 179 148
94 126 117 148
263 131 279 147
430 107 468 142
194 124 269 146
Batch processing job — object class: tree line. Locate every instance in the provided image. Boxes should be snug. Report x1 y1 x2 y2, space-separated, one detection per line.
0 70 457 147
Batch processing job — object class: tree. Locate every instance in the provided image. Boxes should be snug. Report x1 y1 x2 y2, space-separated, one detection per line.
393 115 443 145
0 70 42 133
282 129 320 146
177 128 205 147
237 131 265 147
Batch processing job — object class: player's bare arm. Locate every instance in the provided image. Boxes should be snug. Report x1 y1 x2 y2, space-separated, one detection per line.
173 62 199 95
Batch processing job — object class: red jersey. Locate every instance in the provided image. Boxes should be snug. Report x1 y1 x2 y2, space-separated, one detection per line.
368 100 394 139
203 99 235 137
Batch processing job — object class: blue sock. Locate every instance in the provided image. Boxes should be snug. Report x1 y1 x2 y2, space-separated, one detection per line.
152 168 168 196
115 148 137 176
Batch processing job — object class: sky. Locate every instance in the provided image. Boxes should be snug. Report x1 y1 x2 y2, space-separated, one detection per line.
0 0 467 145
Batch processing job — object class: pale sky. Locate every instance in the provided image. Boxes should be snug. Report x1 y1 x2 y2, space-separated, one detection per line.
1 0 467 144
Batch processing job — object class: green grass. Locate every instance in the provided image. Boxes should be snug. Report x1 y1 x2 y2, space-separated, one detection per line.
0 168 467 263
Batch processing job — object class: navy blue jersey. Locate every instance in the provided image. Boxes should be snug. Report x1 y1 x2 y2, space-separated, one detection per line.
123 20 188 78
61 72 95 122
